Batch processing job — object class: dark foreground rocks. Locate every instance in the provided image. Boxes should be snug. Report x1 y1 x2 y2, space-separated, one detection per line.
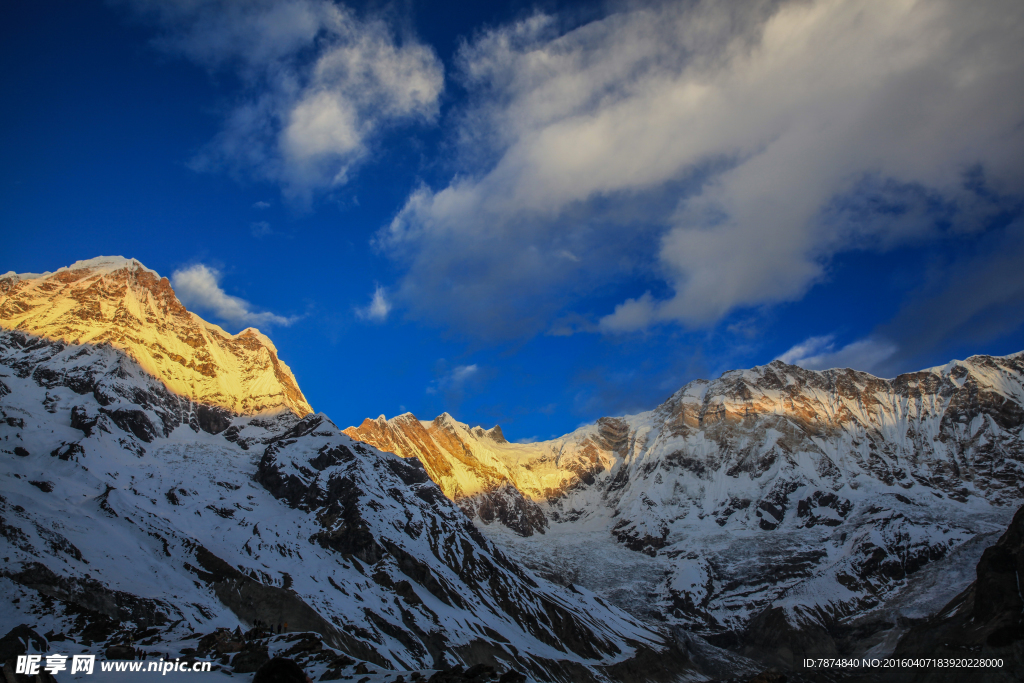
0 625 57 683
887 504 1024 682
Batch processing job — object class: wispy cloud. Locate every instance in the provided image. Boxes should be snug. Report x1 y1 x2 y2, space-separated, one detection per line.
778 216 1024 375
777 335 897 374
377 0 1024 339
426 362 480 395
546 312 597 337
250 221 273 238
252 200 271 210
450 364 479 383
355 284 391 322
250 220 294 240
121 0 444 202
776 336 836 366
170 264 297 329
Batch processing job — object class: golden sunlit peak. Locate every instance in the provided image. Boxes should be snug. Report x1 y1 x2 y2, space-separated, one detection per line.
0 256 312 418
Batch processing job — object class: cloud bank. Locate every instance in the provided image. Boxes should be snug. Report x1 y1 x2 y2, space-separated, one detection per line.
171 264 297 328
123 0 444 201
377 0 1024 339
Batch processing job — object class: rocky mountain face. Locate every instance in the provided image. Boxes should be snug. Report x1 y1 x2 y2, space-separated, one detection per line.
347 354 1024 660
0 256 311 417
0 257 695 682
255 412 686 681
344 414 549 537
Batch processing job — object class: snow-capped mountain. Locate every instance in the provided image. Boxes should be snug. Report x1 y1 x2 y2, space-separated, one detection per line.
0 257 693 682
346 355 1024 660
0 257 311 417
6 254 1024 679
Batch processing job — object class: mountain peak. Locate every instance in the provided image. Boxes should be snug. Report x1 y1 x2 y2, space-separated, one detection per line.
433 412 466 429
0 256 312 417
64 255 154 274
2 255 156 283
470 424 507 444
486 424 506 443
237 327 278 353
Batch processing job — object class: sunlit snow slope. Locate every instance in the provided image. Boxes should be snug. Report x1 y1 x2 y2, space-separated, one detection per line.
0 257 311 417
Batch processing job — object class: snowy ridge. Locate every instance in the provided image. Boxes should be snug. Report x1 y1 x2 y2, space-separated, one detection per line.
5 254 1024 673
1 255 159 283
0 257 311 417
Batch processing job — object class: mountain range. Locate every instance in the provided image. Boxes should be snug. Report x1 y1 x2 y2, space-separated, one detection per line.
344 353 1024 667
2 256 1022 682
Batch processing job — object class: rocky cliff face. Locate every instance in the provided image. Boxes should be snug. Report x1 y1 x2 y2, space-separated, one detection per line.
0 257 311 417
347 353 1024 654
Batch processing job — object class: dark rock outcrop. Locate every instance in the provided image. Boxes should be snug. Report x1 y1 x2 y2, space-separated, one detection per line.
184 542 389 667
4 561 174 629
70 405 98 436
0 625 57 683
891 504 1024 682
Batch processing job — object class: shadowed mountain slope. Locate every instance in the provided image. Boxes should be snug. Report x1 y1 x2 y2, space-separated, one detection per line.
889 503 1024 682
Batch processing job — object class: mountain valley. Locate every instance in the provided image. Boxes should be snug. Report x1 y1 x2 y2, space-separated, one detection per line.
2 257 1023 682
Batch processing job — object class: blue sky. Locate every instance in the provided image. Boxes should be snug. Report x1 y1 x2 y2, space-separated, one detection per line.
4 0 1024 441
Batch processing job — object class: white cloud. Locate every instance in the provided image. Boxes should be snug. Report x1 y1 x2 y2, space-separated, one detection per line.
379 0 1024 338
776 334 897 374
427 362 480 395
252 200 271 209
557 250 579 262
450 364 478 383
123 0 443 201
170 264 297 328
356 284 391 322
776 335 836 366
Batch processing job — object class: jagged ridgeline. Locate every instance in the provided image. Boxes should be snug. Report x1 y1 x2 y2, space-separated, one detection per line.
0 258 689 683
